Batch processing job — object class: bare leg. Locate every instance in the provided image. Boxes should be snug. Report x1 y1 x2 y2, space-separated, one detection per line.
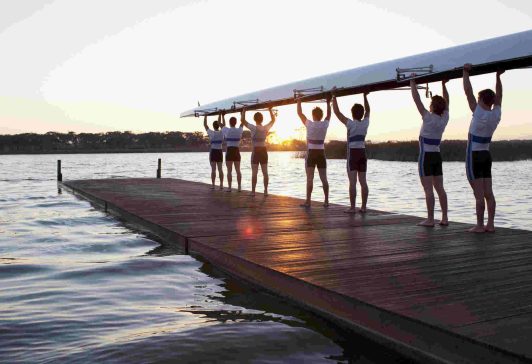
251 164 259 196
359 171 368 213
217 162 224 189
226 161 233 192
433 175 448 225
210 161 216 189
345 170 357 213
318 168 329 207
301 167 314 207
483 178 496 232
418 176 435 227
469 179 486 233
235 161 242 192
260 163 269 196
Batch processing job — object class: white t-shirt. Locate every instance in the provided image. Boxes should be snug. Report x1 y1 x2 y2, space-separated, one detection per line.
222 126 244 148
305 119 330 150
346 117 370 149
247 124 272 148
468 105 502 151
206 129 223 150
419 110 450 153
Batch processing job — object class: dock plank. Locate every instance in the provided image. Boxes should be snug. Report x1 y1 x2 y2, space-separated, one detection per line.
64 178 532 364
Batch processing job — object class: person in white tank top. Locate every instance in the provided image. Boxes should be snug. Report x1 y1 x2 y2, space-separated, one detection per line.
332 90 371 214
463 63 504 233
410 79 450 228
241 108 276 196
296 97 331 208
220 111 244 192
204 114 224 190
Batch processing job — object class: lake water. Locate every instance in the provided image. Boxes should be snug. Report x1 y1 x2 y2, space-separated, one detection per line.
1 152 531 363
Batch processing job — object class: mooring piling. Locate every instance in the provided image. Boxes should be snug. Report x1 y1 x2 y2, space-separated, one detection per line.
156 158 162 179
57 160 62 182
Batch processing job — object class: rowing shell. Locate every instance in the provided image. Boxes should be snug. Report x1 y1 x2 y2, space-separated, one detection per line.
181 30 532 117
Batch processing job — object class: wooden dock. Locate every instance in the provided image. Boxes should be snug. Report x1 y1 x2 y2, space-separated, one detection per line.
63 178 532 363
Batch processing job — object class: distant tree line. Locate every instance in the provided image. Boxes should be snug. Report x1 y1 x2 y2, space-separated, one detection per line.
321 140 532 162
2 132 531 161
0 131 306 154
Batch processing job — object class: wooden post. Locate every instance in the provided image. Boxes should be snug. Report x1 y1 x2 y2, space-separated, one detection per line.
156 158 161 179
57 160 62 182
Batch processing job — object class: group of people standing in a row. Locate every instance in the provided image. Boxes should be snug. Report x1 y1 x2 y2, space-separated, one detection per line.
203 64 504 233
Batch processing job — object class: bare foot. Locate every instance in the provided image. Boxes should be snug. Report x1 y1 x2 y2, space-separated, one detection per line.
485 225 496 233
251 191 256 197
226 188 232 193
417 219 435 227
264 190 268 197
344 207 357 214
300 201 311 208
360 207 367 213
323 202 329 208
238 187 242 192
210 185 215 190
219 186 224 190
468 226 485 233
439 220 449 226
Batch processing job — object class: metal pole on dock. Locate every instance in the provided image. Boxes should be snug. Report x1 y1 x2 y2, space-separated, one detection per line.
57 160 62 182
156 158 161 179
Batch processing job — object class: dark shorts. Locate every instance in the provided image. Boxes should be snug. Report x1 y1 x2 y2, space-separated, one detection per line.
348 148 367 172
419 151 443 177
467 150 492 181
226 147 241 162
209 149 223 163
306 149 327 169
251 147 268 165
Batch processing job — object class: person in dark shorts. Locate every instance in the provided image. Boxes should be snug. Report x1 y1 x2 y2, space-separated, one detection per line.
204 114 224 190
241 107 276 196
332 90 370 214
297 96 331 208
220 111 243 192
463 63 504 233
410 78 450 227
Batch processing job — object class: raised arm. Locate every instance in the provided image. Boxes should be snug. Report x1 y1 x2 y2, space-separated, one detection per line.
410 79 427 116
296 98 307 125
363 92 371 119
265 107 276 128
203 115 209 131
495 70 504 106
463 63 477 112
240 109 250 129
220 111 226 128
324 97 331 121
442 80 449 110
331 94 348 125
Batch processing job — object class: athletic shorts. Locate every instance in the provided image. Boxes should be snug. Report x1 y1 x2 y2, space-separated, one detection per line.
467 150 492 181
348 148 367 172
306 149 327 169
419 151 442 177
226 147 241 162
209 149 223 163
251 147 268 165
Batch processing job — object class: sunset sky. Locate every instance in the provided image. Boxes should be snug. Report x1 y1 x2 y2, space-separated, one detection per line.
0 0 531 141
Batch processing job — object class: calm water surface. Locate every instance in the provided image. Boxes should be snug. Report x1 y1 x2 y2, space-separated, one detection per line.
1 152 530 363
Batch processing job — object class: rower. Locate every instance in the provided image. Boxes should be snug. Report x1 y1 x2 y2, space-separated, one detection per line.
297 97 331 208
241 108 276 196
463 63 504 233
203 114 224 190
220 111 244 192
